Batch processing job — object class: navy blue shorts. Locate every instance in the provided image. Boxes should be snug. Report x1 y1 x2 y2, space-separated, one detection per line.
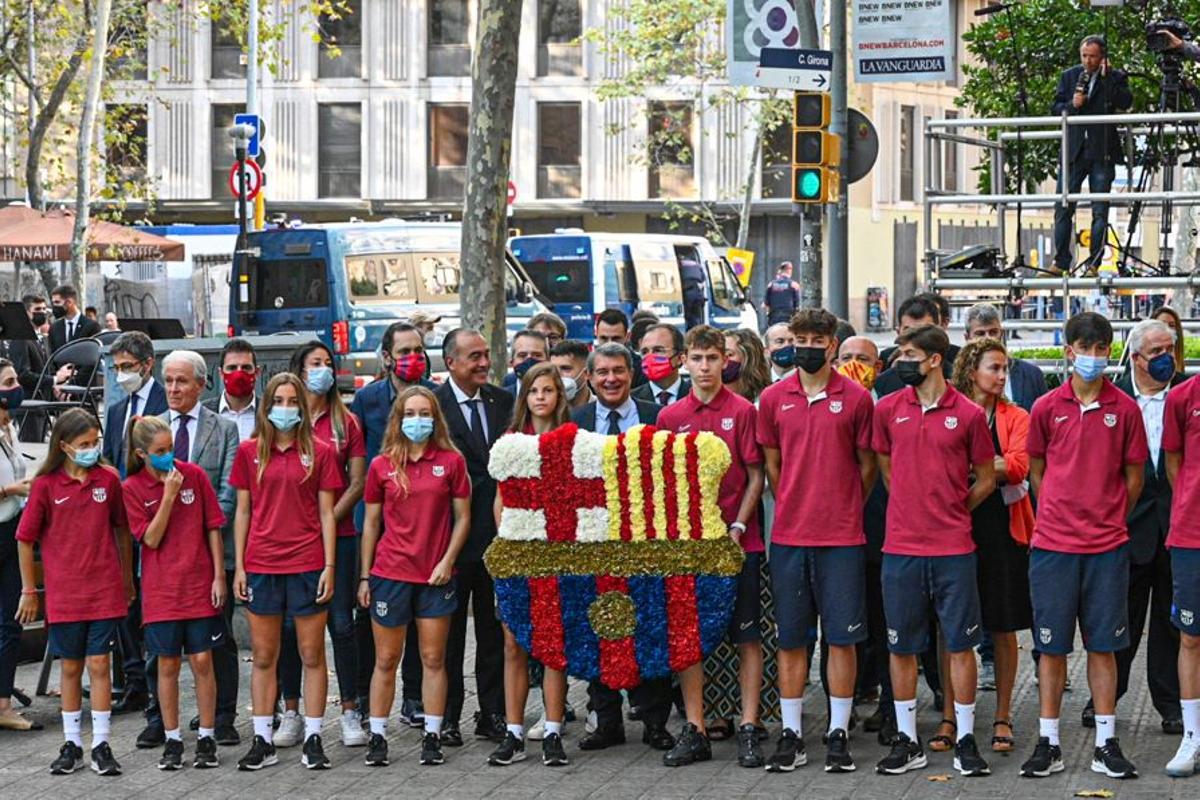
144 615 224 657
1171 547 1200 636
770 543 867 650
246 571 327 617
728 552 762 644
881 553 982 655
368 576 458 628
48 618 120 660
1029 545 1130 655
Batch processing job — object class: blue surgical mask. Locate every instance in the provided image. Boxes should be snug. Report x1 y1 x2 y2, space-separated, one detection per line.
268 406 302 432
770 345 796 370
148 452 175 473
1148 352 1177 383
70 444 101 468
513 357 539 381
0 386 23 411
305 366 335 395
1073 353 1108 382
402 416 434 443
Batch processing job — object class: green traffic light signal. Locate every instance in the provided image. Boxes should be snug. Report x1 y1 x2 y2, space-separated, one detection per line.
796 168 822 199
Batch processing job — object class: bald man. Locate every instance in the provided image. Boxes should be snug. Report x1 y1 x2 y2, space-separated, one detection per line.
764 323 796 382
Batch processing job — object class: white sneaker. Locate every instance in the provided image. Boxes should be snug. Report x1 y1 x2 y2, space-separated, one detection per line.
527 715 546 741
275 710 304 748
1166 735 1200 777
585 710 597 735
341 710 368 747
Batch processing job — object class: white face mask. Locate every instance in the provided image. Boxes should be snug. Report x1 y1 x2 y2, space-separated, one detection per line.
561 375 580 401
116 368 145 394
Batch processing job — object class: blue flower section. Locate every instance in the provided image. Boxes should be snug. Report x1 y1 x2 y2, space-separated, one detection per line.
627 575 669 679
696 574 739 655
495 577 532 652
558 574 600 681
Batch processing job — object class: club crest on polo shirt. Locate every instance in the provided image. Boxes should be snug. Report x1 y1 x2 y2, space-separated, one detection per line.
944 416 958 430
1039 627 1052 645
1104 413 1118 428
375 600 388 617
721 418 735 431
432 465 446 477
829 400 843 414
92 487 107 503
300 453 313 468
179 489 195 505
1182 608 1194 627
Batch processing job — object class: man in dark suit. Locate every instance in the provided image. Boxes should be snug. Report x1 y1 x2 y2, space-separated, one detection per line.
434 329 515 744
1081 319 1182 733
48 284 101 352
1051 35 1132 272
102 332 167 475
964 302 1049 412
632 324 691 406
874 296 959 398
570 343 675 752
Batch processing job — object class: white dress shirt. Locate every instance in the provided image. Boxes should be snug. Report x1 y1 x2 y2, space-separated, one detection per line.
649 376 684 405
219 393 258 442
170 402 201 462
449 378 489 441
0 422 26 522
1133 378 1169 470
64 312 82 341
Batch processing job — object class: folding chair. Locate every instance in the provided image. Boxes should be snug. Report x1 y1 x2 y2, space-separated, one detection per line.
19 337 105 430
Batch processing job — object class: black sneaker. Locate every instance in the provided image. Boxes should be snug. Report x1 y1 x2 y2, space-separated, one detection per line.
90 742 122 776
736 723 764 768
1020 736 1064 778
542 732 569 767
420 732 444 765
237 735 278 771
474 711 507 742
765 728 806 772
50 741 84 774
488 731 527 766
1091 737 1137 779
662 723 712 767
875 733 926 775
214 722 241 746
399 698 425 729
440 722 463 747
158 738 185 770
953 733 990 777
136 720 166 749
825 728 856 773
193 735 219 769
301 733 331 770
365 733 389 766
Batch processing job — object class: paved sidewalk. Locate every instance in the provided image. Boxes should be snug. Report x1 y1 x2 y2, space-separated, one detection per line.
0 623 1196 799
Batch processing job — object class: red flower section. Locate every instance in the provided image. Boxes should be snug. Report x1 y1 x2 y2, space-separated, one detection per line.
685 434 703 539
528 576 567 671
663 433 680 540
665 574 702 672
594 574 639 688
500 477 540 509
539 427 600 541
639 427 657 539
616 433 632 541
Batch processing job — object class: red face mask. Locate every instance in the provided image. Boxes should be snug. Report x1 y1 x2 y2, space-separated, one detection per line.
222 369 256 398
394 352 427 383
642 354 675 383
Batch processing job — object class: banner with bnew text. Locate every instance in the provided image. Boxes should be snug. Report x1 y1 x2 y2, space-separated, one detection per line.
852 0 955 83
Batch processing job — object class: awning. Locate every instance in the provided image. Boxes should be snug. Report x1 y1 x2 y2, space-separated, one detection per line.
0 206 185 262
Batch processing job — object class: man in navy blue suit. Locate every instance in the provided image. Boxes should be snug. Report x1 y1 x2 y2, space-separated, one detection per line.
964 303 1048 413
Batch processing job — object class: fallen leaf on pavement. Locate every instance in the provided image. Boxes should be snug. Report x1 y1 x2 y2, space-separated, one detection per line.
1074 791 1115 798
926 774 952 782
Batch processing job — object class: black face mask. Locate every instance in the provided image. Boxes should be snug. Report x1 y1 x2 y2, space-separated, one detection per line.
895 360 928 387
795 346 828 375
51 305 66 319
30 311 46 327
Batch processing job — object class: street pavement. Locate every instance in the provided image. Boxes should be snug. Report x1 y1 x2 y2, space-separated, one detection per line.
0 624 1195 799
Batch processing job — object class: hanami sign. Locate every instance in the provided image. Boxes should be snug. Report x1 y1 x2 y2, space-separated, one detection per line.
0 243 171 262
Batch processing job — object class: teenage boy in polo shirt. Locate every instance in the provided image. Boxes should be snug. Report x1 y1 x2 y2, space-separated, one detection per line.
656 325 765 768
871 324 995 778
755 309 875 773
1022 312 1148 780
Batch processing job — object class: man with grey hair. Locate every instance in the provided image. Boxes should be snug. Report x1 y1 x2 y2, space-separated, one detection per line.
1077 318 1183 735
964 302 1048 412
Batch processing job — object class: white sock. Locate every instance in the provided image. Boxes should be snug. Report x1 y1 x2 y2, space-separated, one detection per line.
1095 714 1116 747
165 727 182 742
894 700 918 741
91 710 112 747
1183 698 1200 738
252 715 274 744
369 716 387 736
1039 716 1060 746
304 716 323 739
781 697 803 735
425 714 443 735
506 723 524 740
828 696 853 734
62 710 82 747
198 727 215 739
544 720 563 736
953 701 976 740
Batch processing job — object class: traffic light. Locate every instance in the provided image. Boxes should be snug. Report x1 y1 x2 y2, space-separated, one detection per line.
791 92 840 204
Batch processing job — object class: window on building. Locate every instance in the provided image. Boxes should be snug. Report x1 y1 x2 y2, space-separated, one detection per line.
428 104 469 200
210 103 245 199
108 2 148 80
211 21 244 79
760 121 791 199
537 103 581 198
647 101 695 199
104 104 148 191
318 103 363 198
537 0 581 76
428 0 471 76
943 109 959 192
899 104 915 202
319 0 363 78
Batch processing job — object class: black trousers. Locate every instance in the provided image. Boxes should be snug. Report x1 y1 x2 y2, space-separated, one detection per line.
445 559 504 724
1109 545 1180 721
587 677 673 731
115 564 146 695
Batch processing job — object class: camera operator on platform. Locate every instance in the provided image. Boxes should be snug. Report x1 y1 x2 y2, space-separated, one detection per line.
1155 27 1200 60
1051 35 1132 274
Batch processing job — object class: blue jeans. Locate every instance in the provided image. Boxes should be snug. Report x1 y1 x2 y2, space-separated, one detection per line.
1053 157 1115 270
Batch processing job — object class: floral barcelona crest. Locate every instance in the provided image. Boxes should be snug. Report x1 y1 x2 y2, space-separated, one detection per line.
484 423 743 690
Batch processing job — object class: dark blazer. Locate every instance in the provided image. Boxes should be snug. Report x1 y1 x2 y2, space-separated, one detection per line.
434 380 514 563
0 338 45 394
1052 65 1132 165
1009 357 1049 413
631 377 692 406
103 380 168 473
874 344 959 398
1116 372 1184 566
571 398 661 431
49 315 101 353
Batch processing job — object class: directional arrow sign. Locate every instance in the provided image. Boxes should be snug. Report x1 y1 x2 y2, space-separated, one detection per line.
754 47 834 93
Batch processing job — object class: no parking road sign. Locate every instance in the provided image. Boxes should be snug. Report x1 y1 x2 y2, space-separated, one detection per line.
228 159 263 202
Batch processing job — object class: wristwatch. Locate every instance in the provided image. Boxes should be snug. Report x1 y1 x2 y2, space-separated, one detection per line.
729 522 747 534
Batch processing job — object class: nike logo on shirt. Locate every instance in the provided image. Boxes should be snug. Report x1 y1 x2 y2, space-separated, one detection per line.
894 416 910 424
144 500 158 507
677 424 692 431
781 403 796 411
1054 415 1070 424
54 497 69 505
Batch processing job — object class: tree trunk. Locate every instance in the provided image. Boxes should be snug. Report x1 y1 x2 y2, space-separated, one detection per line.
459 0 524 384
25 33 90 211
69 0 113 302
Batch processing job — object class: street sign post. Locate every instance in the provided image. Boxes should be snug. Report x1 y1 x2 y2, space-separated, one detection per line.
233 113 263 157
754 47 833 92
228 159 263 202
